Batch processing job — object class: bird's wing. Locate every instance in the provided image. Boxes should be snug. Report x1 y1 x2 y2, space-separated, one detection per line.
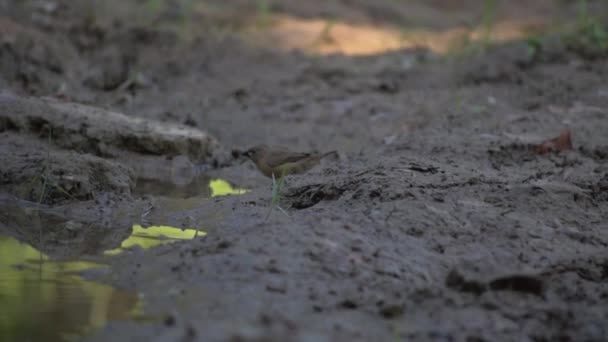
265 151 311 168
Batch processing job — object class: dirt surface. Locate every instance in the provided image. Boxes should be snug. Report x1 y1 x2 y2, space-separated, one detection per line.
1 0 608 341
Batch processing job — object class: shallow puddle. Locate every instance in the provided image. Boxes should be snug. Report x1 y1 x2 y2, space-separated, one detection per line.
105 224 203 255
0 174 247 340
0 235 140 342
0 219 208 341
0 222 207 341
135 174 248 198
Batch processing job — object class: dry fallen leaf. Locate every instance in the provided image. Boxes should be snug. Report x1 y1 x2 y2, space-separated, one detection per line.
534 129 573 154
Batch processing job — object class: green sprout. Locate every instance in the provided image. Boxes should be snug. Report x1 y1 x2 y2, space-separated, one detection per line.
265 172 289 221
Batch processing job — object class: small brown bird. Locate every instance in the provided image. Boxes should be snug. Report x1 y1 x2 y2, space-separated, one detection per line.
244 144 337 178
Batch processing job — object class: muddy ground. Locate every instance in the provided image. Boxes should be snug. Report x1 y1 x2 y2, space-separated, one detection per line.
1 0 608 341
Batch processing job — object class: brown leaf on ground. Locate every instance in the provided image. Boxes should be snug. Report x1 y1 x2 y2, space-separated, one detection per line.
534 129 573 154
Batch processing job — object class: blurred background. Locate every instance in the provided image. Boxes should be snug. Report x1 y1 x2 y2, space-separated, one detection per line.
1 0 606 151
1 2 608 341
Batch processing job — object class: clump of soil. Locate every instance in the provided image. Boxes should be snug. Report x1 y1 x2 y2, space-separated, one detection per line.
0 132 134 204
1 1 608 341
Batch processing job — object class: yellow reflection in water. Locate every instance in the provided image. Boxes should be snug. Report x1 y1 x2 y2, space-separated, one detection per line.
0 236 141 342
105 224 205 255
0 176 245 339
209 179 249 197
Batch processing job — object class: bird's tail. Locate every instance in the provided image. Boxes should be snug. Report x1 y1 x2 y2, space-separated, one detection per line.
320 150 338 159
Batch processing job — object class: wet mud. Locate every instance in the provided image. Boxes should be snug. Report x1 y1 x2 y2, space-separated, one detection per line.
1 0 608 341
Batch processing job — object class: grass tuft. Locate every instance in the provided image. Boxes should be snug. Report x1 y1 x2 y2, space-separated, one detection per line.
255 0 273 29
265 172 288 221
573 0 608 50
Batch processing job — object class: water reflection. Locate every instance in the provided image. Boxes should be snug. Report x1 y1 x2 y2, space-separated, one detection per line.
0 235 141 342
0 222 205 341
135 176 248 198
0 172 246 340
209 179 248 197
105 224 204 255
